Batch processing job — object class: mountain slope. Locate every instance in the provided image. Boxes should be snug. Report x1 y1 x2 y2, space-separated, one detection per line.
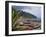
17 10 37 18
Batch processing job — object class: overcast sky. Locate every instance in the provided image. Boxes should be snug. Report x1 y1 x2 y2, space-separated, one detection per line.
12 6 41 18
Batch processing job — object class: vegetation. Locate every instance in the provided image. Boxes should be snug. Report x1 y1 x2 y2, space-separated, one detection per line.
12 7 21 31
12 7 21 24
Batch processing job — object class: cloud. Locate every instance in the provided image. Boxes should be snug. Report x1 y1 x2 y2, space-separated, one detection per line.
12 6 41 18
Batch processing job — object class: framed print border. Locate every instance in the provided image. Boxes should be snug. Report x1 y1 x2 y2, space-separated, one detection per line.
5 1 45 36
